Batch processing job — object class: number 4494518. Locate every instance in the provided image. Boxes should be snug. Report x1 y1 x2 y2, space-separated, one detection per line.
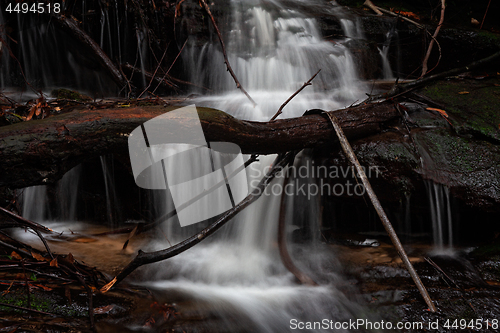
5 2 61 14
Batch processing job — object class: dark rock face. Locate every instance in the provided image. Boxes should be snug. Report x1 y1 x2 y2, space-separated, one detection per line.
316 75 500 214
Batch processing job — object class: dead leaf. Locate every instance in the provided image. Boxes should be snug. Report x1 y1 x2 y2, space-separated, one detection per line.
425 107 448 118
31 252 46 262
11 251 22 260
25 105 36 121
458 91 469 94
94 304 115 314
50 258 58 267
392 10 420 20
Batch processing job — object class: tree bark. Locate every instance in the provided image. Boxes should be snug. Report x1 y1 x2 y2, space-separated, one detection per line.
0 102 398 189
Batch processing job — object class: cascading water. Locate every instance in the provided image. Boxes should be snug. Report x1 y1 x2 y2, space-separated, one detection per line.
184 0 366 120
100 155 121 226
57 165 81 222
20 185 50 222
135 1 375 331
424 180 454 252
378 29 396 79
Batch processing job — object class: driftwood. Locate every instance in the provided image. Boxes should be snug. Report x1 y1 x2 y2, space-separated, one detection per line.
0 102 398 189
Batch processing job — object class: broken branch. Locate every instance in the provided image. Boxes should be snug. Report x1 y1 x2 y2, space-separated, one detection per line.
277 161 318 286
270 70 321 121
324 112 437 312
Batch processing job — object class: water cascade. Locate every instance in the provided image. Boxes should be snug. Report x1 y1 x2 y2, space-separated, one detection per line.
20 185 50 222
425 180 454 252
132 1 375 330
100 155 121 226
378 29 397 79
184 0 366 120
56 165 81 222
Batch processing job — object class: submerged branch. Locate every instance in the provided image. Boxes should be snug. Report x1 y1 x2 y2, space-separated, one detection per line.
277 162 318 286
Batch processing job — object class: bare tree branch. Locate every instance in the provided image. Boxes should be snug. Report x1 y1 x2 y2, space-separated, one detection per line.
198 0 257 107
421 0 446 77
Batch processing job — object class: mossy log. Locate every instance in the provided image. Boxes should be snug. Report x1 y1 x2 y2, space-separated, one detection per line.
0 102 398 189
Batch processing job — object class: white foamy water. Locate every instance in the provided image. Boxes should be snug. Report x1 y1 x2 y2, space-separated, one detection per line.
184 0 366 121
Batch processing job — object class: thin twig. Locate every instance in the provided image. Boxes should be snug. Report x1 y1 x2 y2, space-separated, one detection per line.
421 0 445 78
270 70 321 121
360 50 500 103
480 0 491 30
324 112 436 312
364 4 423 29
0 207 52 233
138 42 170 98
198 0 257 107
425 256 477 314
0 301 57 316
152 39 188 95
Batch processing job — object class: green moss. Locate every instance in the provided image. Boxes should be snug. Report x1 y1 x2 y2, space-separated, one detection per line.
422 79 500 143
0 289 87 317
51 88 92 102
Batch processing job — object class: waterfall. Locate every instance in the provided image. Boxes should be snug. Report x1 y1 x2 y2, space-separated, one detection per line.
57 165 81 221
100 155 121 226
140 1 373 330
20 186 50 222
12 1 382 330
425 180 454 252
184 0 366 121
378 29 396 79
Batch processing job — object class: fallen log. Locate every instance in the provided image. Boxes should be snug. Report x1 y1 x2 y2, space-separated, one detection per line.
0 102 398 189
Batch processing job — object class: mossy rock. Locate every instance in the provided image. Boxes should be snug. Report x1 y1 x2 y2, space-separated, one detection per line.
421 77 500 144
51 88 92 102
